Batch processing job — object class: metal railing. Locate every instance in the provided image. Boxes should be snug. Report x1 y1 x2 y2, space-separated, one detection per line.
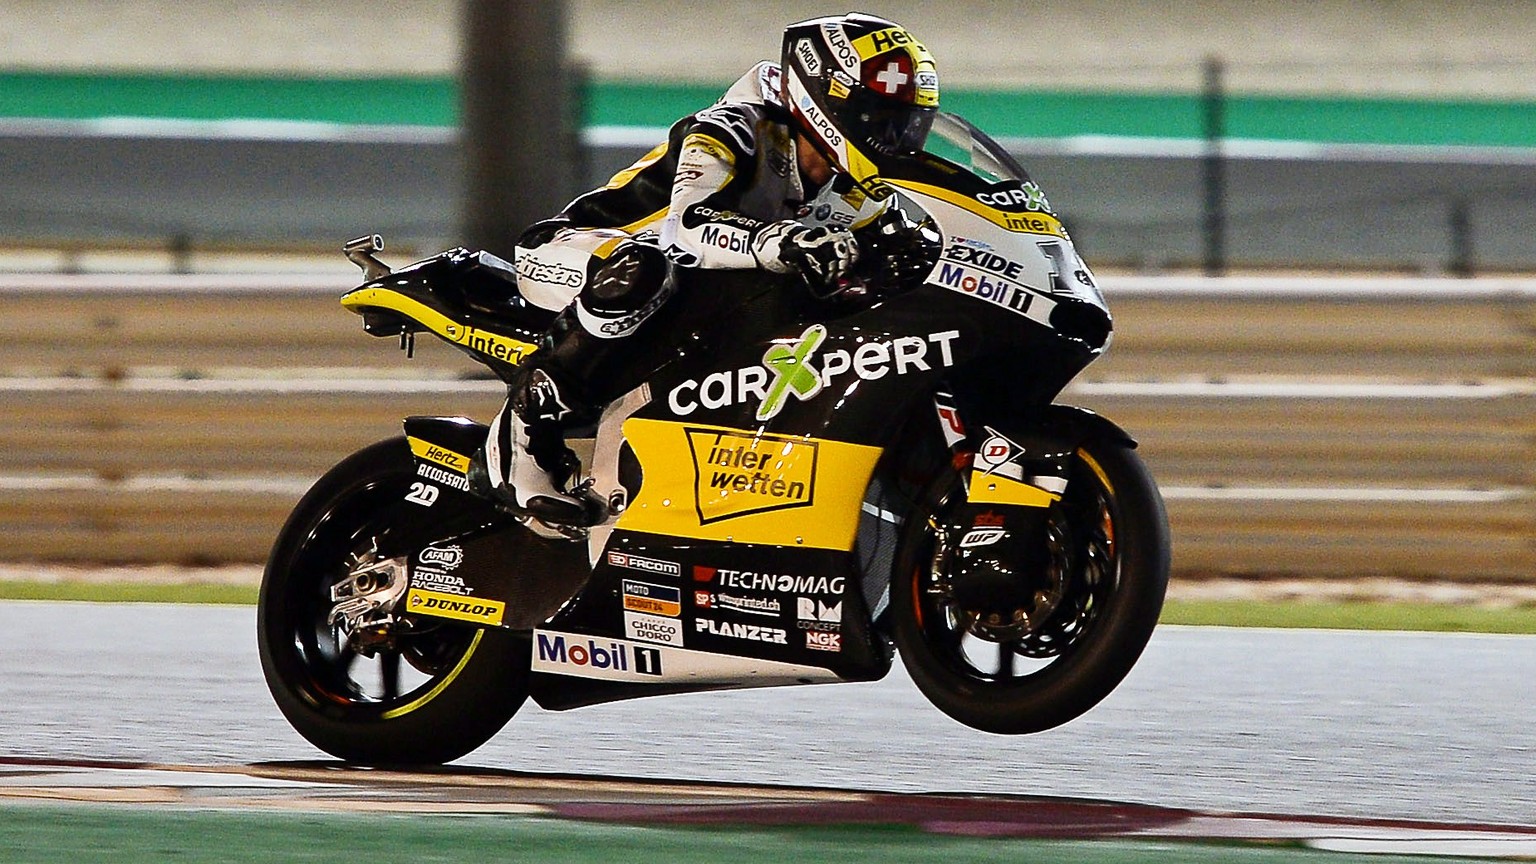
2 274 1531 579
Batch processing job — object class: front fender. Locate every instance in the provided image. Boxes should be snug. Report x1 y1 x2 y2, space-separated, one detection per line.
965 405 1136 509
1028 404 1138 450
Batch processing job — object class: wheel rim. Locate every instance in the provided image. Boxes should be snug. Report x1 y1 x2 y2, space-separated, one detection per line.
272 473 481 718
911 456 1120 684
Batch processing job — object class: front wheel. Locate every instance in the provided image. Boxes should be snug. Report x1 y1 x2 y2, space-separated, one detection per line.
893 438 1170 734
257 437 530 765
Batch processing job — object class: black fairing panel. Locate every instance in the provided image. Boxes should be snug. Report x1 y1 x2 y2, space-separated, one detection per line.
393 416 592 630
367 248 556 334
343 249 556 378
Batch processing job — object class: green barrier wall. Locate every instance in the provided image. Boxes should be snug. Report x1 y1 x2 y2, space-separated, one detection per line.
5 70 1536 148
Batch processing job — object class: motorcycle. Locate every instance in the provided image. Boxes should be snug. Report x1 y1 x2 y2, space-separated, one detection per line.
257 112 1171 765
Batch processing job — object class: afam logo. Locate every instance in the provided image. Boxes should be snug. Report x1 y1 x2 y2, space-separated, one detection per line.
418 545 463 570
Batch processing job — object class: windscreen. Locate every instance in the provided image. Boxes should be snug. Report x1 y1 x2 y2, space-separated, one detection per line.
922 112 1028 183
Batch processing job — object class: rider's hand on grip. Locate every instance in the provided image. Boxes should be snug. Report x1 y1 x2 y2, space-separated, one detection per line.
777 224 861 297
855 208 941 294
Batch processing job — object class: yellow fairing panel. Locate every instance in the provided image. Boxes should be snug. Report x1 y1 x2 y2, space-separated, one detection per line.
408 436 472 474
617 419 883 551
341 286 538 365
967 471 1062 507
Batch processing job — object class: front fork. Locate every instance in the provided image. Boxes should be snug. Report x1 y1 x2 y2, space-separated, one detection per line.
928 393 1076 634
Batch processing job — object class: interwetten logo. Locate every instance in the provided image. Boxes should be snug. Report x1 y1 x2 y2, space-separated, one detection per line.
685 429 818 524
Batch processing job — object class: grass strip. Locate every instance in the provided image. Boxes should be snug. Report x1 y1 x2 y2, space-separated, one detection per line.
0 803 1470 864
1162 599 1536 634
1 582 1533 634
0 580 257 605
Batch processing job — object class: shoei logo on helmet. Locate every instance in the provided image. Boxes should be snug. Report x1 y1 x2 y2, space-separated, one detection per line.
793 38 822 76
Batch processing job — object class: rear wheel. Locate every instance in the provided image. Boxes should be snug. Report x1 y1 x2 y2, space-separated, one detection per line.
893 438 1169 734
257 438 530 765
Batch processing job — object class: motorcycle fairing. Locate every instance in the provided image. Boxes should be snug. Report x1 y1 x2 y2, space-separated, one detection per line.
614 419 884 550
527 534 889 710
961 406 1139 509
393 417 590 630
340 248 550 376
880 174 1110 354
523 154 1111 705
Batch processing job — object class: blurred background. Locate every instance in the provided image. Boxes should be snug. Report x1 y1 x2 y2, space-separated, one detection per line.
1 1 1532 584
4 0 1536 271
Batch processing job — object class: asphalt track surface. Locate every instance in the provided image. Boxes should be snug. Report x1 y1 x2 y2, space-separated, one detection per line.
1 601 1533 827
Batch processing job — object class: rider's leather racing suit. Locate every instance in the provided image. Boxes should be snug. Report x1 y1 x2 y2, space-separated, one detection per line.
482 61 889 518
512 60 886 334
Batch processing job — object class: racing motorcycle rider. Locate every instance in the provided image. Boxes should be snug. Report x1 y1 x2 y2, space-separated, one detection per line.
480 11 943 525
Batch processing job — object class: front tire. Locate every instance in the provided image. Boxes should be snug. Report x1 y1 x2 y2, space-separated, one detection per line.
893 438 1169 734
257 437 530 765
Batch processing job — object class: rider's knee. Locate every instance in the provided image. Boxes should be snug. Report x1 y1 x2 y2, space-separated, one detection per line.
583 241 670 311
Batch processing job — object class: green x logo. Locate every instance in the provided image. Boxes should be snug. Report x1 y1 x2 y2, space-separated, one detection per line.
757 324 826 421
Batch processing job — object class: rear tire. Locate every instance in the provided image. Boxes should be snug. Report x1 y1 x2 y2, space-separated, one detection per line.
257 437 530 765
893 438 1169 734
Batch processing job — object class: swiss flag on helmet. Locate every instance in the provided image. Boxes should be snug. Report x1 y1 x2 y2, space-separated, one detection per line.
862 52 915 102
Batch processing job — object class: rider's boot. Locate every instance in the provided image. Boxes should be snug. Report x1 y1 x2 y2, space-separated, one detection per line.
480 355 596 524
477 240 673 525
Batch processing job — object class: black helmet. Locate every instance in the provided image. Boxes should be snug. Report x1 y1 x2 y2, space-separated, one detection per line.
781 12 939 187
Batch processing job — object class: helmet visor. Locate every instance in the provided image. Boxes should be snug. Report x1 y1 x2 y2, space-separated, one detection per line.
848 97 937 157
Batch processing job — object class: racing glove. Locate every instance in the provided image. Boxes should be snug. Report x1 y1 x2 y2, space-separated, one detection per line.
853 208 942 294
759 221 862 297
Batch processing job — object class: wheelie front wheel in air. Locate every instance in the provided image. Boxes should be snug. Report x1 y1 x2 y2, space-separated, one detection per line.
893 437 1170 734
257 437 530 765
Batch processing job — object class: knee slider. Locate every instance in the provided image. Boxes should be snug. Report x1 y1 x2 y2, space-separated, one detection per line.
583 241 669 313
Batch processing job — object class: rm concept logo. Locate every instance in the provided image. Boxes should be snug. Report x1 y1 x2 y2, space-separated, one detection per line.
685 428 818 524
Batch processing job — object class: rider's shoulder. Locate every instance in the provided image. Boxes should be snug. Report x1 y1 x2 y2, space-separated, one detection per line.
678 61 785 156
